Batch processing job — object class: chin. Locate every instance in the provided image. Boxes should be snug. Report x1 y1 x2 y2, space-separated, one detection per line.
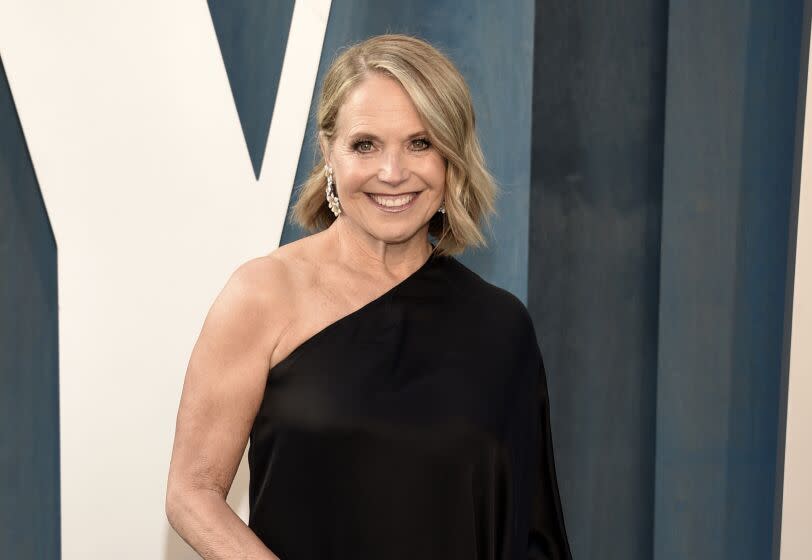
366 223 423 244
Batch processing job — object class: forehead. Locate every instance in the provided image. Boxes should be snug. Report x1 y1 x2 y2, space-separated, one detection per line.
336 74 425 134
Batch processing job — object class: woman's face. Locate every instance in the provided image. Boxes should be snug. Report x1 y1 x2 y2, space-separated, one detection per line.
320 73 446 245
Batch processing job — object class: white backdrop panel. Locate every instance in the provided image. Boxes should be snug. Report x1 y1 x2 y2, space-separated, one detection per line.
0 1 330 557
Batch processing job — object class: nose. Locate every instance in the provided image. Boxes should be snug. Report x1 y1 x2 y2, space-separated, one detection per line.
377 149 410 186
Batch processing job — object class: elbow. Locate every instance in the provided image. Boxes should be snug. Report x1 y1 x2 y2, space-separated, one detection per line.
165 478 191 530
165 486 181 529
165 478 226 530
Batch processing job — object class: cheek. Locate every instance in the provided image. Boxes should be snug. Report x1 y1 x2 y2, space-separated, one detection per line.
424 157 447 189
336 164 371 191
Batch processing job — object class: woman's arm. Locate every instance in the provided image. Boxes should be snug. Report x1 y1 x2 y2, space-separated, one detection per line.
166 256 290 560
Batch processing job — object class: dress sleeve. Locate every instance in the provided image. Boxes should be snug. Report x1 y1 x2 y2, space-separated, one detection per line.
528 353 573 560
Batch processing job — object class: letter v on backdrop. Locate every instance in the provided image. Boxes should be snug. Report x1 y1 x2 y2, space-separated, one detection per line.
0 1 331 557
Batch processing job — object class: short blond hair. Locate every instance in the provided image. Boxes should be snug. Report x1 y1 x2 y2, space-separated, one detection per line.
290 33 499 256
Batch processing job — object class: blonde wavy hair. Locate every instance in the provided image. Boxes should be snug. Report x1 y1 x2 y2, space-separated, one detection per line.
290 33 499 256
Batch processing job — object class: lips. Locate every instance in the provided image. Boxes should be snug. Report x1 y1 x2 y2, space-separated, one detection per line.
366 191 420 212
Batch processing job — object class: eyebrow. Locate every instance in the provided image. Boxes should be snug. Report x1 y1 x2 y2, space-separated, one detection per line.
347 130 430 141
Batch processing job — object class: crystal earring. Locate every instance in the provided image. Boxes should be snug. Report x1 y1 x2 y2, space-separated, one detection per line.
438 202 446 214
324 164 342 217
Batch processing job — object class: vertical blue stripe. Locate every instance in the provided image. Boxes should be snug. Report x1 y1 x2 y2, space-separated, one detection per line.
0 54 61 559
655 0 803 557
529 2 668 558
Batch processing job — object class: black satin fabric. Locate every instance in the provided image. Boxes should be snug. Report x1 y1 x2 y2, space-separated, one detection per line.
248 249 572 559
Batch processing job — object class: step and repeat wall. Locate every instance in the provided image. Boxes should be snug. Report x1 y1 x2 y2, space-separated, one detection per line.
1 1 809 559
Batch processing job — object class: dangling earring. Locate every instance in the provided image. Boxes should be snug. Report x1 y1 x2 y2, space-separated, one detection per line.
324 164 341 217
438 201 446 214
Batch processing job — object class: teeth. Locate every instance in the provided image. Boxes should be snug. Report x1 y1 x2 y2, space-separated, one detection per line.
370 193 416 207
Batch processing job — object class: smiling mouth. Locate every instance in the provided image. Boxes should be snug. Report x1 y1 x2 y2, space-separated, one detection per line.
366 191 421 212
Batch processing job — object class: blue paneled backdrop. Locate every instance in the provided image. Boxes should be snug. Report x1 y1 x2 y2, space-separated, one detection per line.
530 2 667 557
530 0 804 559
655 1 802 558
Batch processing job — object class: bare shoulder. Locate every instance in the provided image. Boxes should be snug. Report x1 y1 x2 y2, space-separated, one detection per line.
249 236 321 299
228 236 322 354
222 246 303 349
230 248 295 305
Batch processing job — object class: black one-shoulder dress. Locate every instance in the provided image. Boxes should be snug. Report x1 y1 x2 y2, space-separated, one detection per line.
248 248 572 560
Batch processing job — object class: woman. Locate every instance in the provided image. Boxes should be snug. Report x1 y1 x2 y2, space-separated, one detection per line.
166 33 572 559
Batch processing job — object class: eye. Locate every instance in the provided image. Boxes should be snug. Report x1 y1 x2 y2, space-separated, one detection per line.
411 137 431 151
352 139 374 153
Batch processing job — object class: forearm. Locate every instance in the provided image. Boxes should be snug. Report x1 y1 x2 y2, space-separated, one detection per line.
167 488 279 560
